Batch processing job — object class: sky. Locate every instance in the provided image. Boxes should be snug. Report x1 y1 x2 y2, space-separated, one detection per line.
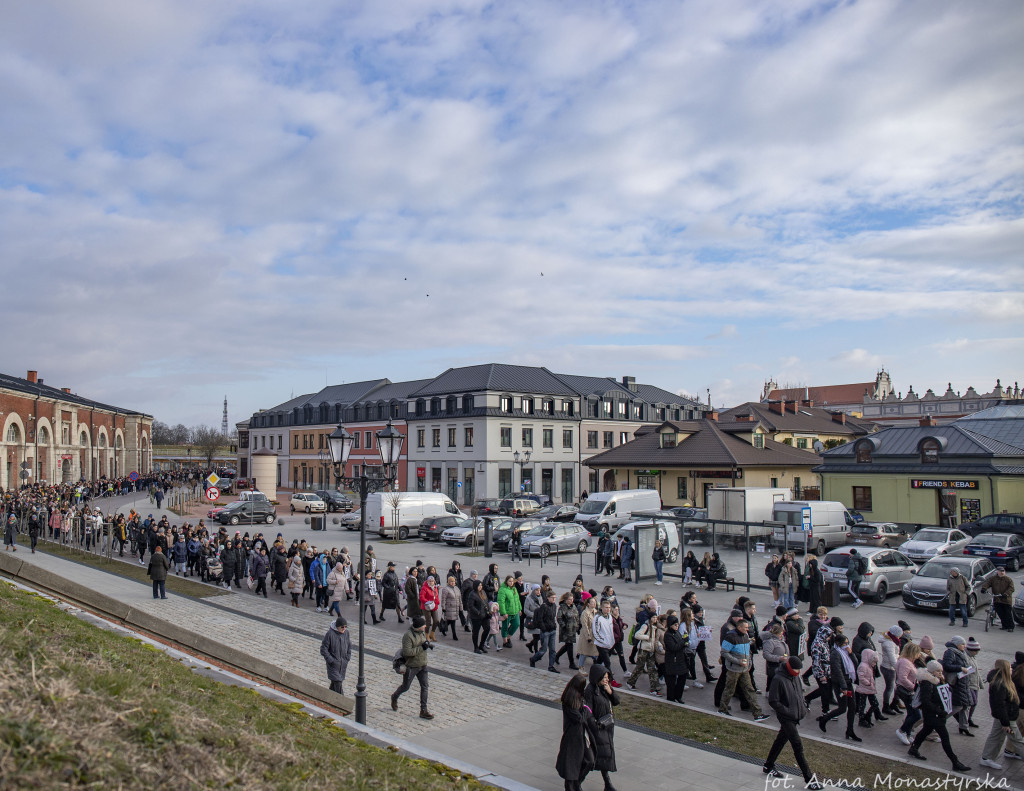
2 0 1022 428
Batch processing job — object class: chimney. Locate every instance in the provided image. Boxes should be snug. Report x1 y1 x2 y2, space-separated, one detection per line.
622 376 638 391
801 399 814 408
769 400 785 415
919 416 936 427
789 401 799 414
27 370 37 383
736 414 753 422
830 411 846 425
38 378 44 385
707 411 719 422
61 387 71 394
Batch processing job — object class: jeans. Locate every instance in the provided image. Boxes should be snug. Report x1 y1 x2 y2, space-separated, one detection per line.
596 646 616 679
152 580 166 599
654 560 664 582
511 542 522 561
948 602 968 626
394 665 429 710
531 630 557 668
781 589 794 609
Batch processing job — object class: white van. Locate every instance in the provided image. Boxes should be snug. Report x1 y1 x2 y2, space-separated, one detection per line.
367 492 467 540
574 489 662 531
772 500 858 556
612 519 680 563
238 490 270 503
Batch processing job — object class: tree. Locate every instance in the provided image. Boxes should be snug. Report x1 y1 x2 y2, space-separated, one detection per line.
190 425 229 467
151 421 191 445
383 489 405 532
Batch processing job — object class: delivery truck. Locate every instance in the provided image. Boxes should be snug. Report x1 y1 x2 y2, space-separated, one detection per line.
706 487 791 550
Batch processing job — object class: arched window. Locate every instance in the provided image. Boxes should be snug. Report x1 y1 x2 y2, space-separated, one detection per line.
80 431 88 446
116 435 123 449
6 424 20 443
98 434 107 448
39 426 50 444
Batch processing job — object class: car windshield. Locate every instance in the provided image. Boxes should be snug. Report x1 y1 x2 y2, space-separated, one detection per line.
970 534 1009 547
535 506 557 517
579 500 604 515
457 518 477 529
918 561 969 579
914 530 949 542
526 525 554 537
851 525 881 533
478 500 499 508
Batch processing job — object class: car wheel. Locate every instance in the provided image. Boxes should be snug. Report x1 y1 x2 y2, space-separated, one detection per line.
882 543 890 549
1008 557 1019 572
465 537 473 547
668 548 679 563
305 506 311 514
576 540 588 553
874 581 888 604
398 527 409 540
540 544 551 558
967 594 977 618
230 516 239 526
266 515 274 525
816 540 826 556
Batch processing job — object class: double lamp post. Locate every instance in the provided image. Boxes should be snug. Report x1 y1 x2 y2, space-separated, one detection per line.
326 419 405 724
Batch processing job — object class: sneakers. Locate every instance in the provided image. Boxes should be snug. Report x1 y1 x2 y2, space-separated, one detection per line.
315 607 322 613
762 767 783 778
626 682 637 690
754 714 770 722
609 679 622 688
853 600 863 609
1004 751 1023 761
650 690 662 696
896 729 911 746
654 581 663 585
692 681 704 689
979 758 1003 770
808 782 824 790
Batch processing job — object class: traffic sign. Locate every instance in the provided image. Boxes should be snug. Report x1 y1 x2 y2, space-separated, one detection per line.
205 487 220 501
129 471 139 482
20 470 30 480
206 472 220 487
801 506 812 532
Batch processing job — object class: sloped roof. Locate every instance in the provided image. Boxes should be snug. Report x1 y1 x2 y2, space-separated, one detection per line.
309 380 389 405
766 383 876 405
584 419 821 469
358 379 434 403
552 373 633 399
720 402 873 437
0 370 150 416
822 417 1024 460
409 364 576 397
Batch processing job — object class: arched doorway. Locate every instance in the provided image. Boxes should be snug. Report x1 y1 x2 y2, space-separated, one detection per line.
61 458 72 483
602 470 615 492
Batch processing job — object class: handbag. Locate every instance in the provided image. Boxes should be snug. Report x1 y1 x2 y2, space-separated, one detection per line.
597 712 614 728
425 600 436 611
246 576 256 590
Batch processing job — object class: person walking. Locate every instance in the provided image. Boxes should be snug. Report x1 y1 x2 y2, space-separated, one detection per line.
663 615 689 704
907 660 971 771
763 656 823 789
530 590 560 673
946 567 970 628
252 547 269 598
779 560 797 610
846 549 865 608
618 536 634 583
575 596 599 670
439 575 463 640
818 634 861 741
805 558 824 615
362 566 380 625
981 567 1016 632
391 615 434 720
720 619 769 721
584 663 621 791
147 544 170 599
555 673 596 791
467 580 490 653
879 625 903 715
555 592 581 669
940 634 975 735
405 566 423 621
626 608 662 696
381 561 403 623
287 551 304 607
319 616 351 695
592 601 620 687
510 521 523 562
765 554 782 606
497 575 522 649
980 658 1024 770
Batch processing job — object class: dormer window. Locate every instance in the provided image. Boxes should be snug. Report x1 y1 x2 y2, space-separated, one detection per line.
660 432 677 449
753 433 764 449
523 398 534 415
501 396 513 413
919 436 946 464
855 437 879 463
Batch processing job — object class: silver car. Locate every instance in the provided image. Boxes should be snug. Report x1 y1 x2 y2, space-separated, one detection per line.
900 527 972 562
901 555 998 617
442 517 511 547
821 546 919 603
521 523 592 557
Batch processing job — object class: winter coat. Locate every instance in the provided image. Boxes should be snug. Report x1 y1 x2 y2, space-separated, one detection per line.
220 546 238 577
272 552 288 583
381 570 400 608
917 672 951 720
287 557 304 592
879 634 900 672
619 541 634 570
401 626 429 669
534 600 558 633
576 608 599 658
721 627 752 673
252 553 268 579
320 626 351 683
981 573 1015 605
583 663 619 772
555 704 596 783
855 649 878 695
663 627 690 676
467 591 489 622
446 565 464 591
829 647 856 694
946 573 970 604
170 540 187 564
557 601 581 644
147 551 170 582
785 617 807 659
896 657 918 692
419 581 440 614
523 591 544 633
769 667 809 723
987 675 1021 727
440 584 463 621
405 576 423 617
778 566 796 596
328 564 346 603
940 642 972 708
764 561 782 584
851 623 876 664
761 631 789 668
497 583 522 617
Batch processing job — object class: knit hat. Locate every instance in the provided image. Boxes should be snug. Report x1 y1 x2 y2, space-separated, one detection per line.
898 620 911 633
786 656 803 674
647 599 659 610
666 615 679 628
412 615 426 629
950 635 966 647
776 605 788 617
919 635 934 652
830 617 844 628
786 607 799 617
531 583 541 591
926 660 943 675
581 591 592 601
731 608 744 620
887 625 904 639
334 616 347 629
737 596 750 609
966 637 981 651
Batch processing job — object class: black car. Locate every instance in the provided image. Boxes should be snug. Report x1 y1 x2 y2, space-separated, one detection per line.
962 532 1024 571
493 518 546 550
418 515 462 541
315 490 355 513
474 499 503 516
534 504 580 522
216 501 277 526
960 513 1024 538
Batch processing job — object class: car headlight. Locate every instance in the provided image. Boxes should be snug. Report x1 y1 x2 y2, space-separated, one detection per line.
925 548 938 555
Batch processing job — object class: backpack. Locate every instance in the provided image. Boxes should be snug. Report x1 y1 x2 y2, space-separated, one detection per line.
392 649 407 675
627 624 637 645
857 557 868 575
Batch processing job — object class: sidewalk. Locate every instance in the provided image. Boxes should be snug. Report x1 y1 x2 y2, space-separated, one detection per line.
2 546 842 791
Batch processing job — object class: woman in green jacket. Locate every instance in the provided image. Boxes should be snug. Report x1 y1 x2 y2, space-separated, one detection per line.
497 575 523 649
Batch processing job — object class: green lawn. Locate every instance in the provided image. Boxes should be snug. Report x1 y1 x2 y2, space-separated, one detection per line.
0 581 482 790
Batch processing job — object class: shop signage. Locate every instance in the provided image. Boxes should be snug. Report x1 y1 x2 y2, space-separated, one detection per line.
416 467 425 477
911 479 978 490
689 469 743 479
635 469 661 475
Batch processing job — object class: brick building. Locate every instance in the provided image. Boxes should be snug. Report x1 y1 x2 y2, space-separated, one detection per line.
1 369 153 489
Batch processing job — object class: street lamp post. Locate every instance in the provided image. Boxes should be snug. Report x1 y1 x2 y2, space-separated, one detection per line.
327 419 404 725
513 449 532 494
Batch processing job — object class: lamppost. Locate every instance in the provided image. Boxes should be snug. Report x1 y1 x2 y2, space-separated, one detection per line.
513 449 532 494
327 419 404 724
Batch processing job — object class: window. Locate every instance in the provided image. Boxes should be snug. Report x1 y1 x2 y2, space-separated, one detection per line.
448 427 457 447
430 398 441 415
661 433 676 449
432 429 441 448
796 438 808 449
587 431 598 449
633 403 642 419
523 398 534 415
415 399 425 417
619 431 628 445
617 402 626 418
417 429 425 448
262 436 267 449
855 439 873 463
522 428 533 447
500 427 511 447
853 486 872 511
278 435 283 450
677 477 688 500
793 477 802 496
353 432 361 449
920 438 941 464
603 431 613 448
563 429 573 448
498 468 512 497
62 424 70 444
566 401 575 417
462 395 474 413
542 429 553 448
294 435 299 449
637 475 657 490
603 401 612 417
501 396 513 413
80 431 87 446
447 396 457 413
589 400 599 418
464 427 474 447
545 399 555 415
753 434 764 449
365 431 372 449
770 477 778 488
318 433 323 450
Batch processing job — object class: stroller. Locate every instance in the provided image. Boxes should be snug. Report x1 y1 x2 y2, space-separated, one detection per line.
203 556 224 585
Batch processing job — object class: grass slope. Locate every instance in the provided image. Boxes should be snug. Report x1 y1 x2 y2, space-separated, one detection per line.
0 582 481 790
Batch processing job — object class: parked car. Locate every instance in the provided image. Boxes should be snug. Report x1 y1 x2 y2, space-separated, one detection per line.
901 555 997 616
315 490 355 513
960 513 1024 538
611 519 680 563
340 509 362 529
1014 585 1024 626
521 492 553 507
216 500 277 526
442 516 512 546
473 499 503 516
499 498 541 517
534 504 580 522
418 515 462 541
217 478 234 494
493 518 546 551
962 532 1024 571
899 527 972 562
290 493 327 514
820 546 919 603
520 522 592 557
207 504 230 520
845 522 911 549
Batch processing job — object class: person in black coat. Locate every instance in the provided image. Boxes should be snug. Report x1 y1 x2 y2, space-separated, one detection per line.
663 615 689 704
805 558 824 614
381 562 403 622
271 546 288 594
909 660 971 771
252 547 269 597
764 657 822 788
818 634 860 741
583 663 620 791
556 673 596 791
220 540 239 589
467 581 490 653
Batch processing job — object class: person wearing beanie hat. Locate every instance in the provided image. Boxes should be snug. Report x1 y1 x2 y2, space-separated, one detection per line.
941 635 974 735
879 626 904 716
391 614 433 719
320 616 351 695
764 653 822 789
847 548 865 608
817 634 861 741
908 660 970 771
963 638 983 729
919 635 935 657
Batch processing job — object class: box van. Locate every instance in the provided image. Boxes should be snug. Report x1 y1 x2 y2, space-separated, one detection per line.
366 492 467 540
612 519 680 563
772 500 858 556
575 489 662 531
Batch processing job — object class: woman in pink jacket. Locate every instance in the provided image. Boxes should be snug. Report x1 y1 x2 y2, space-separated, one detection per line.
895 642 925 745
419 575 441 640
855 648 886 728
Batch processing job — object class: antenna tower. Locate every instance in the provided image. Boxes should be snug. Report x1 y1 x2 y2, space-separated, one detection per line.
221 396 229 435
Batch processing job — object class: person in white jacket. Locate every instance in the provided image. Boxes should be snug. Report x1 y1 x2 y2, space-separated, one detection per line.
592 600 620 686
878 625 903 715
